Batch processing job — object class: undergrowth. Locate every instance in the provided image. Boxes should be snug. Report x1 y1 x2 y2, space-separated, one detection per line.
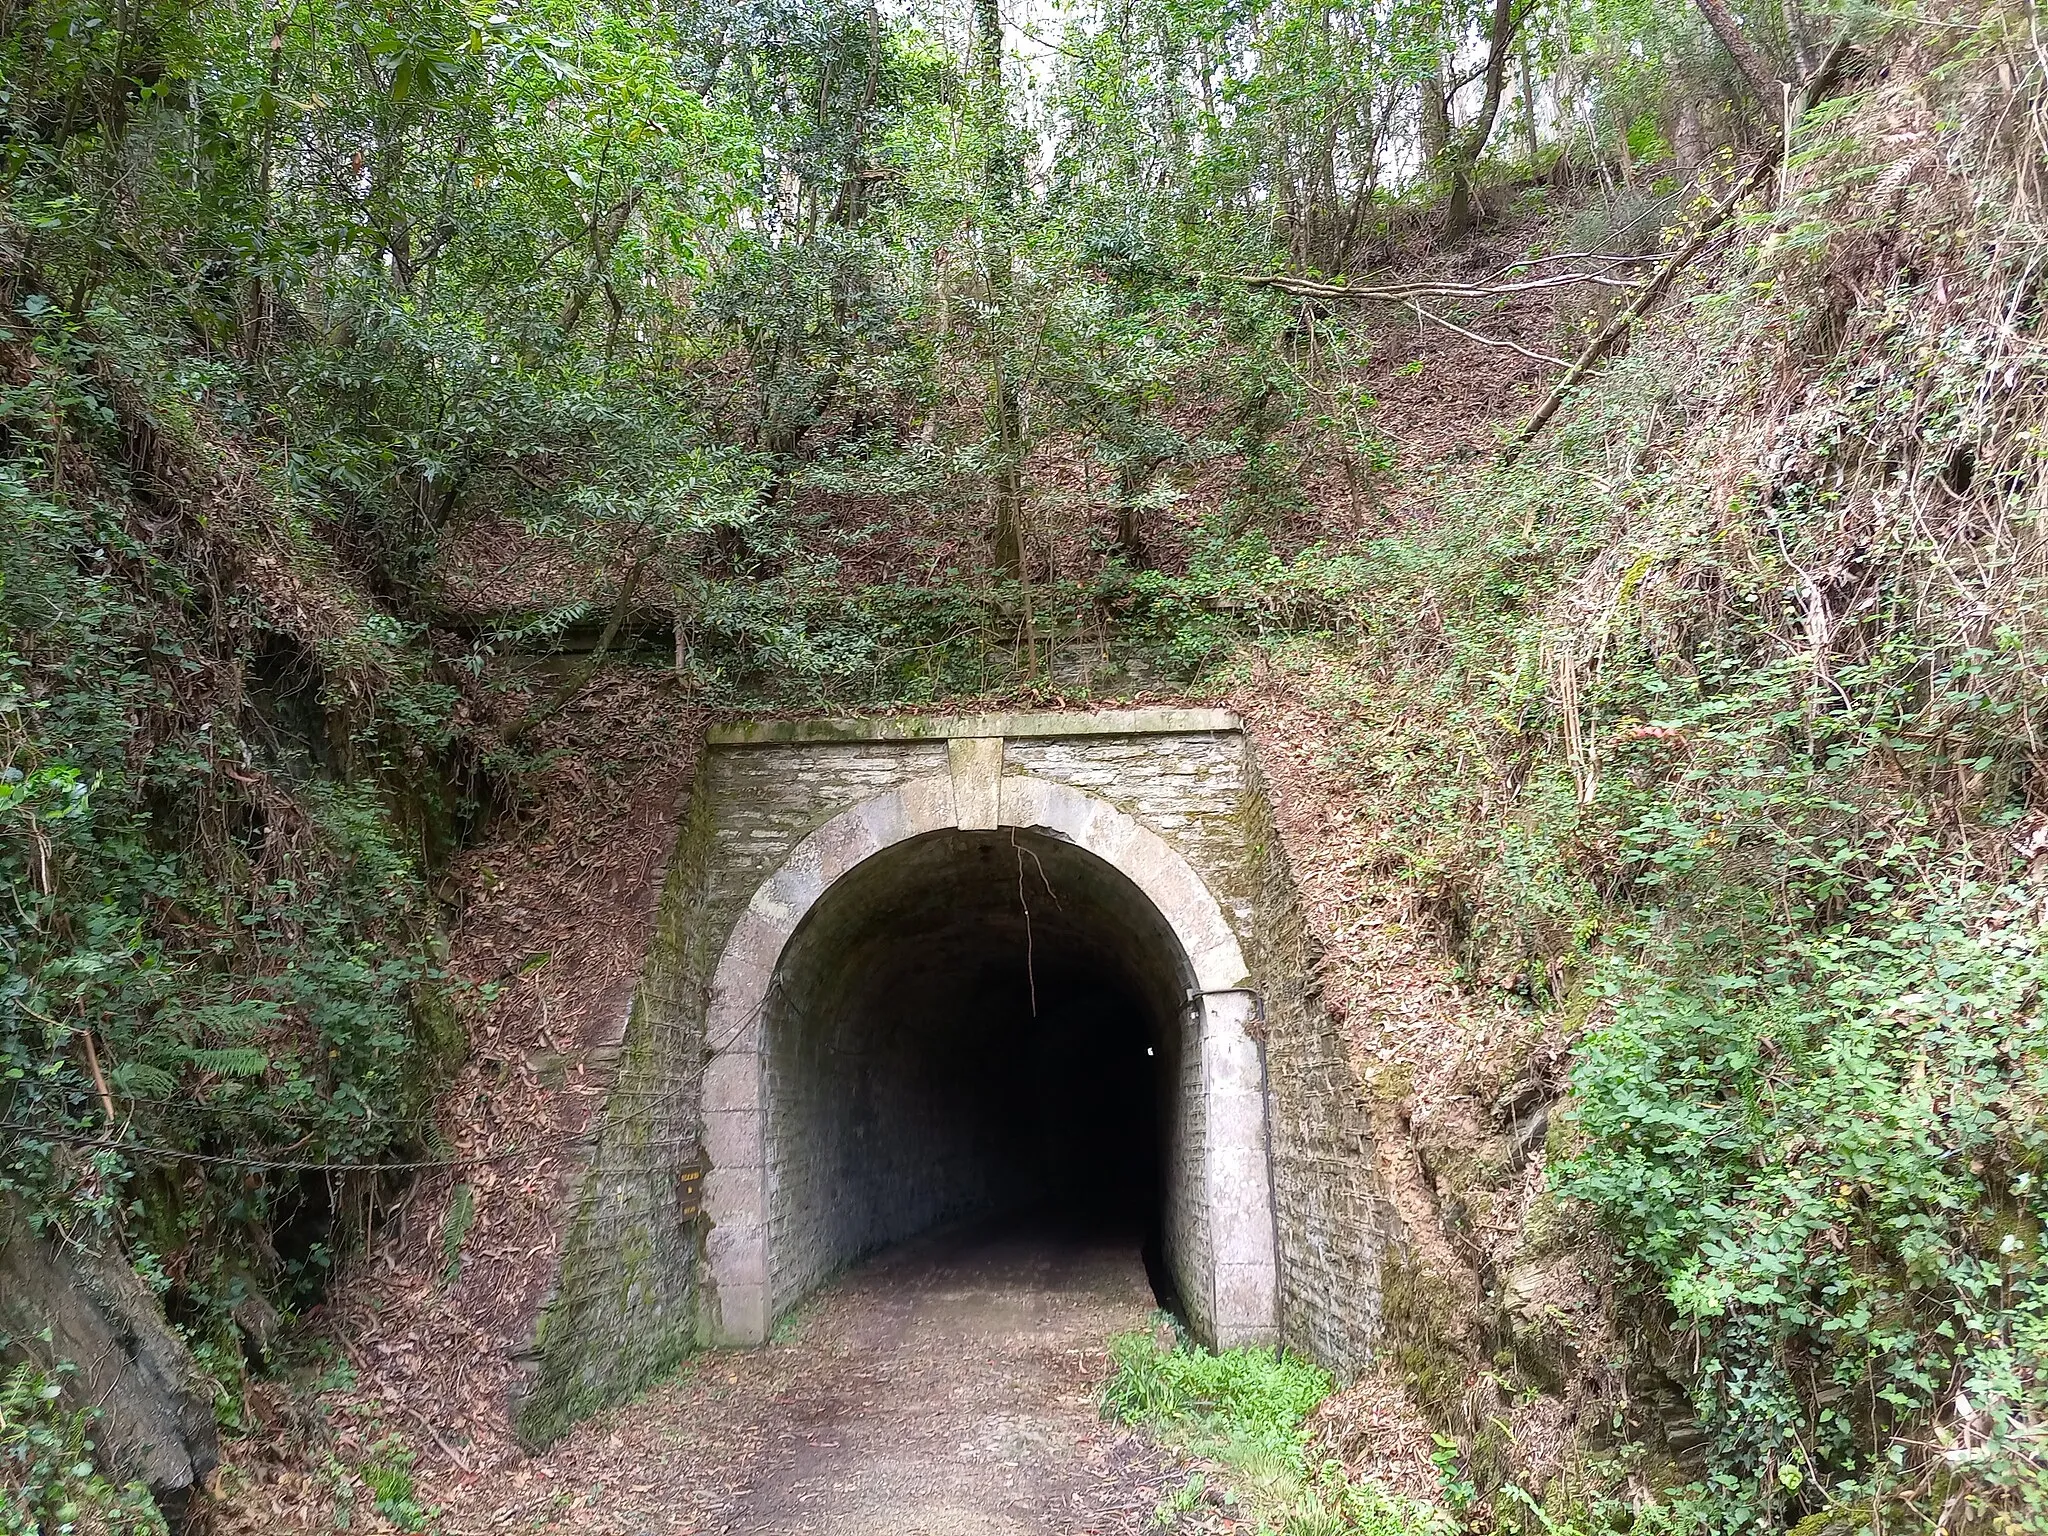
1167 11 2048 1531
5 0 2047 1527
0 1361 165 1536
1104 1322 1455 1535
0 299 478 1446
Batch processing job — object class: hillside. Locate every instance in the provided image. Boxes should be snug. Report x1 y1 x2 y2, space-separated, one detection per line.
3 2 2046 1534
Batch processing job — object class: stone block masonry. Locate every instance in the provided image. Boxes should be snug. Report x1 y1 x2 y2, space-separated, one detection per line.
516 709 1391 1445
1240 752 1397 1379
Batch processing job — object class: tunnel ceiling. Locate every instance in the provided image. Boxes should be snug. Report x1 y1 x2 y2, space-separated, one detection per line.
772 827 1192 1039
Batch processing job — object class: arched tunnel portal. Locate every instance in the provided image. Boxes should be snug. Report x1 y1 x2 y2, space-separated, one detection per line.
765 828 1190 1305
699 768 1279 1351
517 714 1388 1449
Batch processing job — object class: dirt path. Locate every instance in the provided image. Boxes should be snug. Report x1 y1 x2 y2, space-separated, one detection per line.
445 1225 1199 1536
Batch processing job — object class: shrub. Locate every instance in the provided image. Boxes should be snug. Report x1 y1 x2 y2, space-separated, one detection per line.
1564 889 2048 1529
0 1362 164 1536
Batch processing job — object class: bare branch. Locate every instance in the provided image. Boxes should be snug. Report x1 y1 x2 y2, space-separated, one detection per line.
1482 250 1664 281
1402 303 1569 367
1240 270 1640 302
1503 32 1854 463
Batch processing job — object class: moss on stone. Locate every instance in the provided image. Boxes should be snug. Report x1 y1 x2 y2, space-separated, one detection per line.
1379 1247 1471 1431
514 765 720 1450
409 979 468 1083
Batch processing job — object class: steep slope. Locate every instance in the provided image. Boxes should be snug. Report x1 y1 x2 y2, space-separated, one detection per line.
1217 31 2048 1532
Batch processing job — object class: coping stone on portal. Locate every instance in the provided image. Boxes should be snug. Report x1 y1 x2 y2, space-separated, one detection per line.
705 708 1240 746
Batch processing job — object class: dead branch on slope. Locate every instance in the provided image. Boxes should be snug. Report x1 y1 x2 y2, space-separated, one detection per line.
1237 270 1627 368
1501 30 1854 464
1242 269 1645 302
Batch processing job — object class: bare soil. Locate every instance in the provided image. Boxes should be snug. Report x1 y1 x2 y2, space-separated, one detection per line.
433 1224 1203 1536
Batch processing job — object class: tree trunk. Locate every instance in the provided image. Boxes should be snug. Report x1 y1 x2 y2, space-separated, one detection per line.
242 7 287 364
1779 0 1815 78
988 358 1025 576
1114 459 1159 566
1517 33 1540 164
1419 64 1449 171
975 0 1026 574
1440 0 1521 240
1692 0 1785 105
506 553 650 745
1672 82 1707 175
1503 33 1851 463
559 188 645 335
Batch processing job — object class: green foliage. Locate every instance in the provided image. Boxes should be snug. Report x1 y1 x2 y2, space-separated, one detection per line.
0 457 454 1212
1105 1324 1334 1471
358 1440 432 1532
1125 529 1382 675
1220 25 2048 1529
0 1362 165 1536
1282 1470 1462 1536
0 0 2014 1520
0 103 469 1428
1565 894 2048 1529
440 1182 476 1284
1428 1434 1476 1514
1105 1324 1453 1533
1155 1469 1208 1521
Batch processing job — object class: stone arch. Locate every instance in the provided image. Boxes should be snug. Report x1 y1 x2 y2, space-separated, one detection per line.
697 766 1280 1348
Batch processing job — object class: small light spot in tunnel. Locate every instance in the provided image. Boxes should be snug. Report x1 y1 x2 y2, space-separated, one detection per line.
1146 1047 1155 1056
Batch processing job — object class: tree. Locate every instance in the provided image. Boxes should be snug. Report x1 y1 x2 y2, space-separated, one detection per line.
1691 0 1787 103
975 0 1027 575
1439 0 1530 238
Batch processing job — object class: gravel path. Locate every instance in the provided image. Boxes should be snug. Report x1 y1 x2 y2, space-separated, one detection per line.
449 1224 1199 1536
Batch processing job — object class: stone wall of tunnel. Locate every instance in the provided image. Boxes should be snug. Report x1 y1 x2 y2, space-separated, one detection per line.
515 712 1393 1446
1239 752 1395 1380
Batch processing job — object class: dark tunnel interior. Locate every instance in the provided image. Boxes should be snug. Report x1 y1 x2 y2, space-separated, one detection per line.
760 827 1196 1312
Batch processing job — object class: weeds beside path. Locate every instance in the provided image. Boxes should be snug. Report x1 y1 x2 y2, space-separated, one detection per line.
1103 1328 1455 1536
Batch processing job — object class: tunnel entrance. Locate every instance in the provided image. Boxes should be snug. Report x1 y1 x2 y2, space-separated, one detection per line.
695 760 1280 1356
761 828 1188 1310
519 715 1391 1448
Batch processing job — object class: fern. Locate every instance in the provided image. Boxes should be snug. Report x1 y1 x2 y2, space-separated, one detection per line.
109 1062 177 1098
188 1047 269 1079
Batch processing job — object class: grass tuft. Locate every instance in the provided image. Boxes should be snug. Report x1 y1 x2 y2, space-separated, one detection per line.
1104 1318 1455 1534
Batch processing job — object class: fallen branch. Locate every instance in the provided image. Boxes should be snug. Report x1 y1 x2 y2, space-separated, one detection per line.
1480 249 1664 281
1242 268 1641 303
1500 30 1853 464
80 1028 117 1129
1403 301 1568 367
405 1402 476 1476
1242 270 1588 367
